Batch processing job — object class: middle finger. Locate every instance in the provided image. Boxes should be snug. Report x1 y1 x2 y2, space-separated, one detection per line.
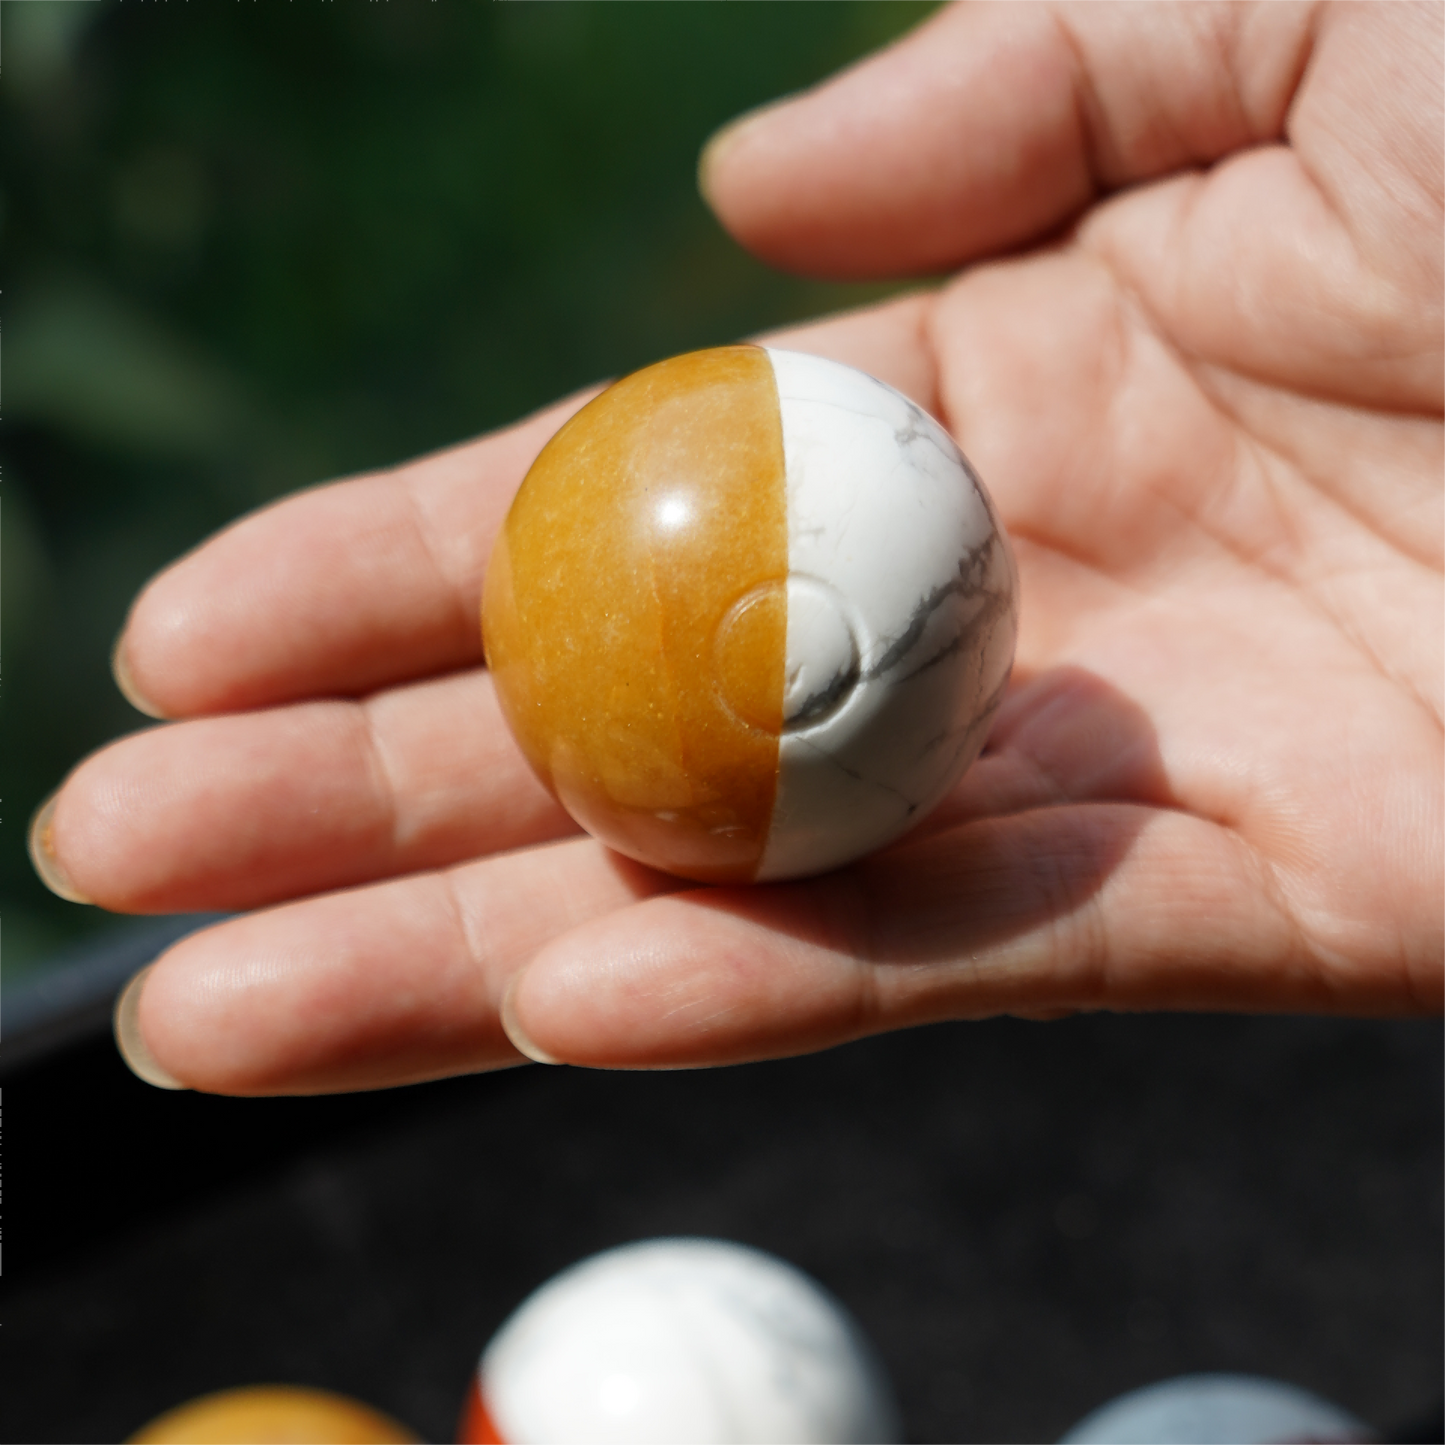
41 667 576 913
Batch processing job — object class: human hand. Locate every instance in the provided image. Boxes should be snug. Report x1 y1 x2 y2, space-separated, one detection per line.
32 1 1442 1094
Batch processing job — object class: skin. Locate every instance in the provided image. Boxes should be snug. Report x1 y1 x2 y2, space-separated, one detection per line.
33 1 1442 1094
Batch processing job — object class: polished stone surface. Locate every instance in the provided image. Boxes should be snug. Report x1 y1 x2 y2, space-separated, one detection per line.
475 1239 900 1444
1059 1373 1370 1444
127 1384 418 1444
761 350 1016 880
484 345 786 883
484 345 1017 882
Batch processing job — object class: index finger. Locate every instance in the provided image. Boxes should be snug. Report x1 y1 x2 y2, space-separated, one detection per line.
113 293 939 719
701 0 1315 280
114 394 591 719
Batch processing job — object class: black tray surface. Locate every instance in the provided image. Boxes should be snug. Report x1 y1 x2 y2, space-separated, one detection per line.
5 1013 1441 1443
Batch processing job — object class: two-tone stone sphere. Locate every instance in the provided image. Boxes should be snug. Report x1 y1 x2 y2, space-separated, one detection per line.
482 345 1018 884
459 1239 900 1443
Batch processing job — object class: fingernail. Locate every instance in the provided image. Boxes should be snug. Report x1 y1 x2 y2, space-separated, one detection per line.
500 973 562 1066
114 965 187 1090
28 792 92 905
112 632 165 719
697 101 776 209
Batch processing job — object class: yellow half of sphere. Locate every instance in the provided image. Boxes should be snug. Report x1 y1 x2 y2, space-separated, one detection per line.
126 1385 420 1445
483 345 787 883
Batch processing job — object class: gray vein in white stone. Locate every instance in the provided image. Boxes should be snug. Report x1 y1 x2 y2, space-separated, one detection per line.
864 532 1005 683
787 732 924 819
785 655 860 730
759 348 1019 881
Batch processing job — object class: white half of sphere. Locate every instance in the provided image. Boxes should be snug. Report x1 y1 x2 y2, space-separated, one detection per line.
479 1238 901 1445
1059 1374 1372 1444
757 349 1017 880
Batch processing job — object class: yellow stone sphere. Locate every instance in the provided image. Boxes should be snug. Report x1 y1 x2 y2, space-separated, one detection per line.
126 1385 419 1445
485 345 786 884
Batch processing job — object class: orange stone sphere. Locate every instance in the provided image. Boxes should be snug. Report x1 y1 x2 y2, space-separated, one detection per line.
127 1385 419 1445
483 345 1017 884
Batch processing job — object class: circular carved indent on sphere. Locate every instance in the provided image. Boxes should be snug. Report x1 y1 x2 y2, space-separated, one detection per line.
779 575 861 732
712 580 787 734
713 575 861 735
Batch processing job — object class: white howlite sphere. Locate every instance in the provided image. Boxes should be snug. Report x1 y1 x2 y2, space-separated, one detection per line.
474 1238 902 1445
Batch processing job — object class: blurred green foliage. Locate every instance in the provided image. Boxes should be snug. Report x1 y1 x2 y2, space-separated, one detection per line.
2 0 934 978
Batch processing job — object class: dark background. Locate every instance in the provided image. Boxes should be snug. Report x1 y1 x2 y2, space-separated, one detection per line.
2 0 923 978
4 1014 1442 1442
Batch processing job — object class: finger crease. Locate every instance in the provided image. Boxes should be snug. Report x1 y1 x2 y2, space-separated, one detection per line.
436 863 490 985
1047 7 1111 199
355 698 407 858
400 470 479 657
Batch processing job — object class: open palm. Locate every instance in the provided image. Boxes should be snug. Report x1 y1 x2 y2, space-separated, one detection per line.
35 1 1441 1094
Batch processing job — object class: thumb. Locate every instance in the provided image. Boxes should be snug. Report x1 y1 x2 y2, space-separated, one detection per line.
700 0 1314 280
